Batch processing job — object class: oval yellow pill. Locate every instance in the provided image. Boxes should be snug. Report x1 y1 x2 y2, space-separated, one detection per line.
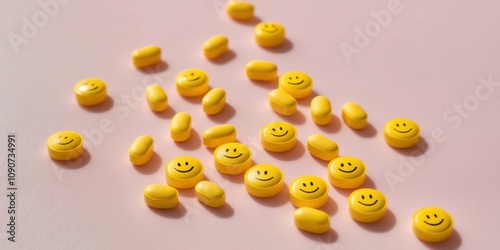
294 207 330 234
74 78 107 106
226 1 254 21
202 88 226 115
132 45 161 68
311 96 332 125
129 135 154 165
269 89 297 116
307 134 339 161
195 181 226 208
143 184 179 209
145 84 168 112
170 112 192 142
202 124 237 148
245 60 278 81
342 102 368 129
203 35 228 59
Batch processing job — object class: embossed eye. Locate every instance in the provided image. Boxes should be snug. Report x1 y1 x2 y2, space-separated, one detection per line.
177 163 181 167
310 182 314 186
233 148 237 152
257 170 261 175
264 170 268 175
185 162 189 165
302 183 306 187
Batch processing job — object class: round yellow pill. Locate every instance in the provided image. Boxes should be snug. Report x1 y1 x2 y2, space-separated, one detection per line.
279 71 313 99
327 156 366 189
46 131 84 161
244 164 284 197
254 22 286 47
384 118 420 148
348 188 387 223
413 207 454 242
74 78 107 106
289 176 329 208
175 69 209 97
213 142 252 175
165 156 204 189
260 121 297 152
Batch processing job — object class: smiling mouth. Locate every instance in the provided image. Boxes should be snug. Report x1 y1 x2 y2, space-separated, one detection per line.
299 187 319 193
88 86 98 90
394 128 412 133
186 77 200 81
57 139 74 145
263 28 278 33
256 176 274 181
287 80 304 85
271 131 288 137
358 200 378 206
338 167 357 173
174 166 194 173
424 219 444 226
224 153 242 159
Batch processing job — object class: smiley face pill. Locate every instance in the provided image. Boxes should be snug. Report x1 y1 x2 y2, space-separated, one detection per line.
226 1 254 21
47 131 84 161
384 118 420 148
203 35 229 59
74 78 107 106
165 156 204 189
260 121 297 152
202 124 237 148
245 60 278 81
143 184 178 209
310 96 332 125
348 188 387 223
195 181 226 208
170 112 192 142
328 156 366 189
202 88 226 115
254 22 286 47
342 102 367 129
132 45 161 68
244 164 284 197
279 71 313 99
413 207 454 242
294 207 330 234
214 142 253 175
307 134 339 161
145 84 168 112
129 135 154 165
175 69 209 97
269 89 297 116
289 176 329 208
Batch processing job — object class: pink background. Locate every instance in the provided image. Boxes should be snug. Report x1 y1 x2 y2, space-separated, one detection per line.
2 0 500 249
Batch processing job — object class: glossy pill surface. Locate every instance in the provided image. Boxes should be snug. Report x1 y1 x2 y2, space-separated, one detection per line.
244 164 284 197
74 78 107 106
384 118 420 148
289 176 329 208
342 102 367 129
202 124 237 148
348 188 387 223
170 112 192 142
202 88 226 115
175 69 209 97
203 35 228 59
214 142 253 175
254 22 285 47
145 84 168 112
413 207 454 242
260 121 297 152
132 45 161 68
143 184 178 209
310 96 332 125
328 156 366 189
294 207 330 234
279 71 313 99
269 89 297 116
129 135 154 165
226 1 254 20
245 60 277 81
307 134 339 161
165 156 204 189
47 131 84 161
195 181 225 208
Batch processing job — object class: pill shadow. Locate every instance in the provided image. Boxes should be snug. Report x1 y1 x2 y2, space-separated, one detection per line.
351 122 377 138
248 78 278 90
152 105 177 119
202 202 235 218
208 49 236 65
218 172 245 184
281 110 306 125
317 115 342 133
421 229 462 250
299 228 338 243
249 183 289 207
389 137 429 157
262 39 294 54
148 203 185 219
51 149 91 169
133 152 162 175
79 97 114 113
231 16 262 26
310 156 329 168
320 196 338 216
354 209 397 232
181 95 204 104
333 176 377 197
137 61 168 74
177 188 196 198
296 90 319 107
207 103 236 123
174 129 202 151
264 140 305 161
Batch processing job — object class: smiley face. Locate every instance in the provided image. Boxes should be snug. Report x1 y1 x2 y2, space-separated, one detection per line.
413 207 453 242
348 188 387 223
214 142 252 175
328 156 366 189
278 72 313 99
74 78 107 106
165 156 204 189
244 164 284 197
289 176 328 208
384 118 420 148
175 69 209 97
254 22 286 47
260 121 297 152
47 131 84 160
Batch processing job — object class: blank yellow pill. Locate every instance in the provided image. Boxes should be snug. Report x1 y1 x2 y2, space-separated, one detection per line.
311 96 332 125
129 135 154 165
342 102 367 129
202 124 237 148
269 89 297 116
203 35 228 59
245 60 278 81
195 181 225 208
143 184 179 209
132 45 161 68
307 134 339 161
226 1 254 21
202 88 226 115
294 207 331 234
74 78 107 106
170 112 192 142
145 84 168 112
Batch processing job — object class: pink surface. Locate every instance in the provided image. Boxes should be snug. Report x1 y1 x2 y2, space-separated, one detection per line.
1 0 500 249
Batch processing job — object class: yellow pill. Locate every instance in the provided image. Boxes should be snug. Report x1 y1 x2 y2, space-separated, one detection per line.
46 131 84 161
289 176 329 208
244 164 284 197
214 142 253 175
226 1 254 21
294 207 331 234
269 89 297 116
342 102 368 129
165 156 204 189
132 45 161 68
195 181 225 208
143 184 179 209
74 78 107 106
170 112 192 142
328 156 366 189
307 134 339 161
279 71 313 99
245 60 278 81
413 207 454 242
175 69 210 97
260 121 297 152
202 124 237 148
311 96 332 125
348 188 387 223
203 35 228 59
202 88 226 115
129 135 154 165
384 118 420 148
145 84 168 112
254 22 286 47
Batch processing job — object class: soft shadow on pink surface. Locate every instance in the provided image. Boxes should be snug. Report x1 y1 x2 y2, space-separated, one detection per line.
248 78 278 90
351 123 378 138
181 94 204 104
249 183 289 207
207 103 236 123
317 115 342 134
202 202 234 218
354 209 397 232
321 196 338 216
51 149 91 169
137 61 168 74
261 39 294 54
264 140 305 161
310 156 329 168
389 137 429 156
218 172 244 184
148 203 185 219
207 49 236 65
281 110 306 125
299 228 338 243
177 188 196 198
420 229 462 250
231 16 262 26
79 97 114 113
133 152 162 175
296 90 319 107
333 176 377 197
174 129 202 151
152 105 177 119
